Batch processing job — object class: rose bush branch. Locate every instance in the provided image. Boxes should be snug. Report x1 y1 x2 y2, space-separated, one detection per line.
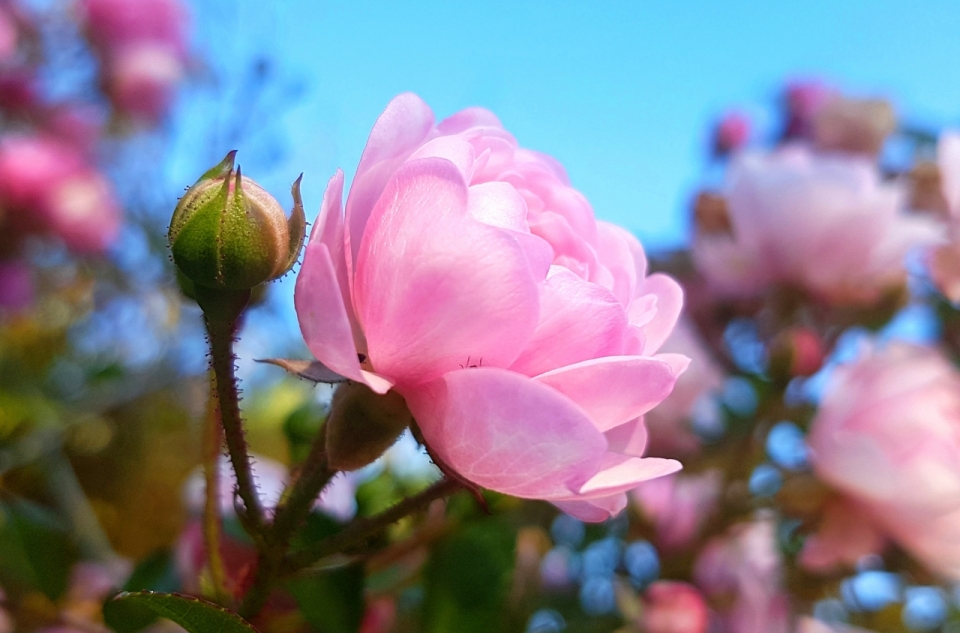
285 477 463 574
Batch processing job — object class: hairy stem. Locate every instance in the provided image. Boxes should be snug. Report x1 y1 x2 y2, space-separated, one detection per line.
285 478 462 574
238 423 336 619
201 288 265 536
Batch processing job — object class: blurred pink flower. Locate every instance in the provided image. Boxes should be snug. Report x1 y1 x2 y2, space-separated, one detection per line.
795 617 877 633
644 318 723 458
633 470 721 551
927 131 960 301
78 0 187 56
693 144 942 304
783 80 834 140
812 96 896 156
359 597 396 633
713 111 750 156
0 9 16 62
807 342 960 580
0 70 38 113
295 93 687 521
0 589 12 633
694 517 790 633
798 498 884 573
0 134 120 252
77 0 188 121
0 259 32 312
641 581 709 633
938 131 960 217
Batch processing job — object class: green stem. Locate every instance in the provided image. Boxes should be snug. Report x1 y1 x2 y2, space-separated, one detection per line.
238 424 336 619
284 478 462 574
200 288 265 536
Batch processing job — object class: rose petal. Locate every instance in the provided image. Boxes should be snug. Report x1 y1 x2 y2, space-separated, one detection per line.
295 239 394 394
354 158 540 385
569 453 681 498
636 273 684 354
409 136 476 182
535 356 684 432
510 268 629 377
605 417 649 457
345 93 436 276
437 107 503 135
405 367 606 498
553 496 628 522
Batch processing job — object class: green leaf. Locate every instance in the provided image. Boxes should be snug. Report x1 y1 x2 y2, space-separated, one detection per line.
0 498 76 599
422 519 516 633
104 591 259 633
102 550 181 633
285 512 365 633
287 565 365 633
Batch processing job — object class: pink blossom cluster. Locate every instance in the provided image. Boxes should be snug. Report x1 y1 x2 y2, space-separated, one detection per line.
77 0 189 122
0 0 188 311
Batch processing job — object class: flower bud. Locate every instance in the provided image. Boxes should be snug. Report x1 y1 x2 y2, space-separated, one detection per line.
168 151 306 292
813 96 896 156
908 160 950 217
640 581 709 633
692 191 732 236
325 382 413 471
712 111 750 156
768 327 825 380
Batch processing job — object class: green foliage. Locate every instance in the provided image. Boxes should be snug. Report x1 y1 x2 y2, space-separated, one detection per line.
421 518 516 633
102 549 180 633
105 591 259 633
287 512 366 633
0 497 76 599
283 401 327 466
287 566 365 633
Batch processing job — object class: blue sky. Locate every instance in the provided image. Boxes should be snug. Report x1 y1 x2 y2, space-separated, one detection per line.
176 0 960 361
188 0 960 250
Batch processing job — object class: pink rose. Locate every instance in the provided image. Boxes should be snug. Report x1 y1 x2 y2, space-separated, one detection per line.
927 131 960 301
798 498 884 573
295 93 687 521
938 131 960 217
103 42 184 121
694 518 790 633
713 111 750 156
643 319 723 458
641 581 709 633
807 342 960 580
783 80 834 140
795 617 878 633
78 0 187 57
0 134 120 253
693 144 942 304
633 470 721 551
77 0 188 120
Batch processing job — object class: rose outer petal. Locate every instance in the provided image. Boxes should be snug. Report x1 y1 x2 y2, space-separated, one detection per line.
404 367 607 499
535 355 685 432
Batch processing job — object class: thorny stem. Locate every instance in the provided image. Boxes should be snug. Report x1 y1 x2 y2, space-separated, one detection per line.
200 288 266 536
284 477 463 574
202 388 230 605
272 422 335 544
238 424 336 619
